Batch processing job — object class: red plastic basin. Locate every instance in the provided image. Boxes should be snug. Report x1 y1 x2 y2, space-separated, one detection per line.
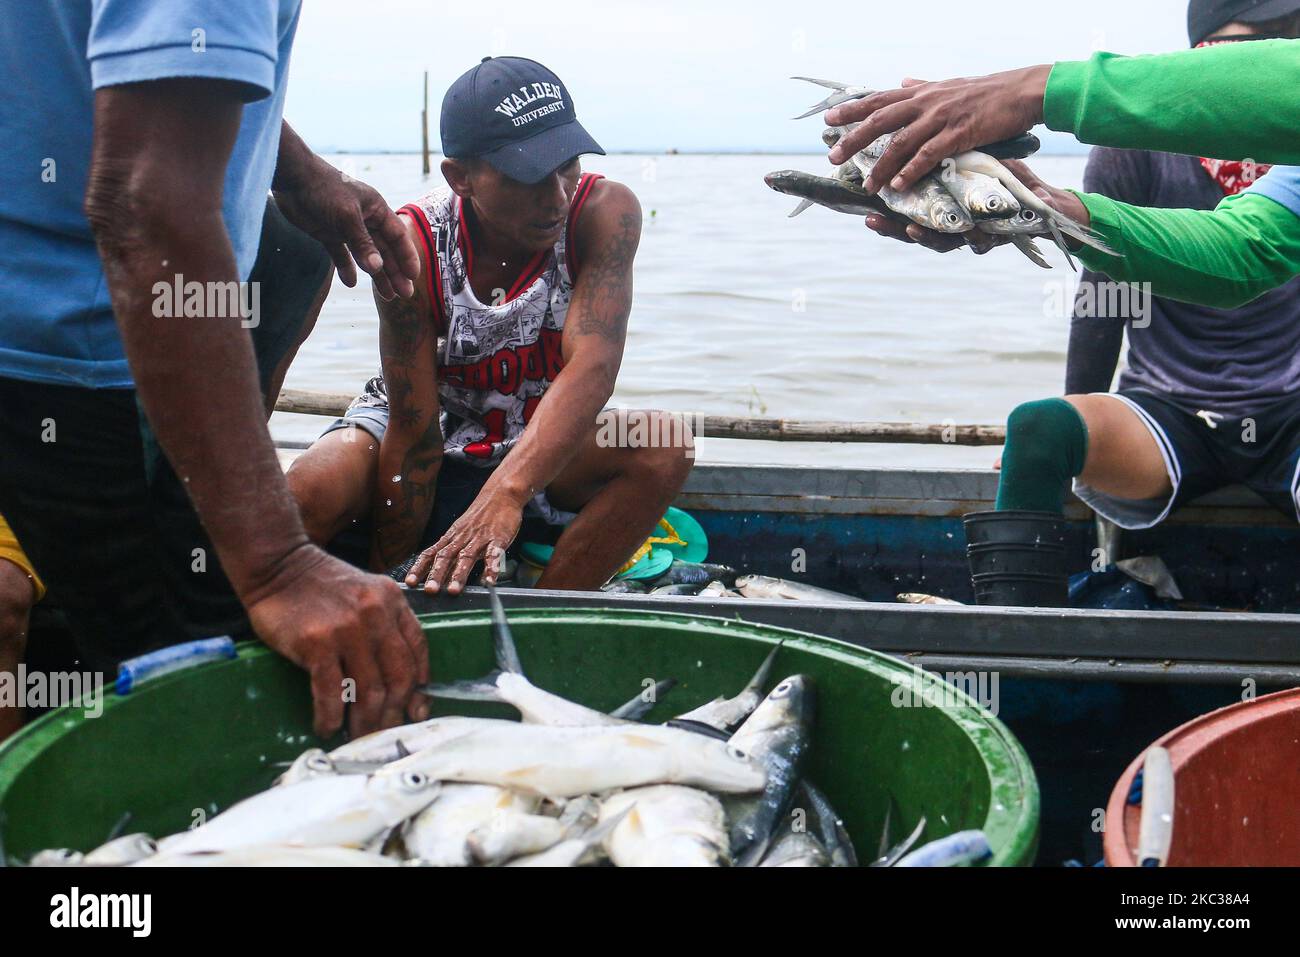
1105 688 1300 867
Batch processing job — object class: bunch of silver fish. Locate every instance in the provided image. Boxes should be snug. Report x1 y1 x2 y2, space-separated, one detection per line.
19 585 996 868
26 588 961 869
765 77 1118 270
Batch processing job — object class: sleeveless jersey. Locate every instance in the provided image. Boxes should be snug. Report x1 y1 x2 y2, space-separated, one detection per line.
360 172 603 468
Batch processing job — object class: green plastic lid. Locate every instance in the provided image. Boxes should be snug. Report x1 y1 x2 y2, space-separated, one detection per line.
656 507 708 564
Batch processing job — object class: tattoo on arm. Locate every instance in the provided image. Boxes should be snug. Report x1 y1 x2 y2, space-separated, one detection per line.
372 284 443 567
575 211 638 343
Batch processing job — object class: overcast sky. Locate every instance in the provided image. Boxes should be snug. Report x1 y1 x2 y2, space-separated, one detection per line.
284 0 1191 153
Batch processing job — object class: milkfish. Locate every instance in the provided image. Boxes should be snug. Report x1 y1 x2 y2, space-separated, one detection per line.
160 766 442 855
765 169 893 219
505 809 629 867
723 675 816 865
384 719 767 800
897 593 964 606
853 151 973 234
734 575 866 603
404 783 541 867
467 809 568 866
599 785 730 867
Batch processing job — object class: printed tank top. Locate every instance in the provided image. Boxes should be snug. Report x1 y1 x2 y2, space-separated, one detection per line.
374 172 604 467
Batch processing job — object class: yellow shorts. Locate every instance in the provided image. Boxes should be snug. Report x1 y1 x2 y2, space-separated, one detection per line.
0 512 45 603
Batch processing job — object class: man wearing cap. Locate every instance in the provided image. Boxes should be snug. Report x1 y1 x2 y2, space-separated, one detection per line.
288 57 694 594
965 4 1300 605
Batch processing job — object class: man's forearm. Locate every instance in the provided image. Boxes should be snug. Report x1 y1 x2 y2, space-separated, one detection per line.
1065 269 1126 396
370 424 442 570
93 207 310 600
483 365 617 508
1074 191 1300 310
273 120 324 193
1045 42 1300 164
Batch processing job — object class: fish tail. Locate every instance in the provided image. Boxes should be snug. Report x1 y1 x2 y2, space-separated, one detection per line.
1046 219 1080 272
790 76 852 90
608 677 678 721
1011 235 1053 270
487 585 525 675
791 90 865 121
744 641 784 697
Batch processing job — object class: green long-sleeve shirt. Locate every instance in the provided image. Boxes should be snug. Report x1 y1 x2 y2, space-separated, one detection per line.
1044 41 1300 164
1041 40 1300 307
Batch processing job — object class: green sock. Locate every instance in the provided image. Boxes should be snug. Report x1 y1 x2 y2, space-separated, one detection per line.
995 398 1090 513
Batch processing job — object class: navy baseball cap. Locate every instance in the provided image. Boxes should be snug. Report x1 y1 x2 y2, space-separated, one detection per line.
1188 0 1300 45
441 57 605 185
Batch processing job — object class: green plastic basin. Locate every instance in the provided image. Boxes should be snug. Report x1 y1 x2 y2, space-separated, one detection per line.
0 609 1039 865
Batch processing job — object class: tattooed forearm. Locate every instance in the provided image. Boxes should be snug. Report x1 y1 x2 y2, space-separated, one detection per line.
371 272 442 568
372 432 441 566
380 289 430 365
575 211 638 343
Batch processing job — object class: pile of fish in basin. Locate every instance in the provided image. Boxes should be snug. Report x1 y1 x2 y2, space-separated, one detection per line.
765 77 1117 270
19 589 998 868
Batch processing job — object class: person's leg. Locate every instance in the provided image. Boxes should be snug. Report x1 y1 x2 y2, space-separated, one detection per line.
538 410 694 589
0 378 185 673
264 270 331 415
995 394 1171 513
253 197 335 413
286 425 382 546
0 558 35 742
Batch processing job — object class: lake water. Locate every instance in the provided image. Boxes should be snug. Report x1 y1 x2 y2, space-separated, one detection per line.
272 153 1092 468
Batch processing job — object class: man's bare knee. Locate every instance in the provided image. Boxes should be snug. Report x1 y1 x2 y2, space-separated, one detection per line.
631 412 694 489
286 431 378 543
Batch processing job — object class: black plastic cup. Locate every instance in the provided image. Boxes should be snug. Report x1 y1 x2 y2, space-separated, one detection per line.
964 510 1069 607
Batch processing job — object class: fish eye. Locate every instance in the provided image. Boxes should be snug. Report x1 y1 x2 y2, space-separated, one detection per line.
401 771 427 791
727 745 748 761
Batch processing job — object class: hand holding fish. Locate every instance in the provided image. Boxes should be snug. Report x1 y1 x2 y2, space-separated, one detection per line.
825 66 1052 194
864 159 1089 255
405 492 521 595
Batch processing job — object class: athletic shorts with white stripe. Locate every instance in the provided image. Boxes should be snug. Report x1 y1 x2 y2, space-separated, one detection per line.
1074 388 1300 529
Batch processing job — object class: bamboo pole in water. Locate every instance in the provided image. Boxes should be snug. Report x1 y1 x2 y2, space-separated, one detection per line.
421 71 430 176
273 388 1006 446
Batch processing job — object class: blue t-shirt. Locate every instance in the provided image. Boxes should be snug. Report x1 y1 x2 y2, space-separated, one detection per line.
0 0 302 389
1249 164 1300 218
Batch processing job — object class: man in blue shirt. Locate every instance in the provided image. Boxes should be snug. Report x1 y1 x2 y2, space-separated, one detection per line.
0 1 428 738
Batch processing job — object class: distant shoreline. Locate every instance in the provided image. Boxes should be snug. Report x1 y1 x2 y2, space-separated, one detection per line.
320 148 1091 158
